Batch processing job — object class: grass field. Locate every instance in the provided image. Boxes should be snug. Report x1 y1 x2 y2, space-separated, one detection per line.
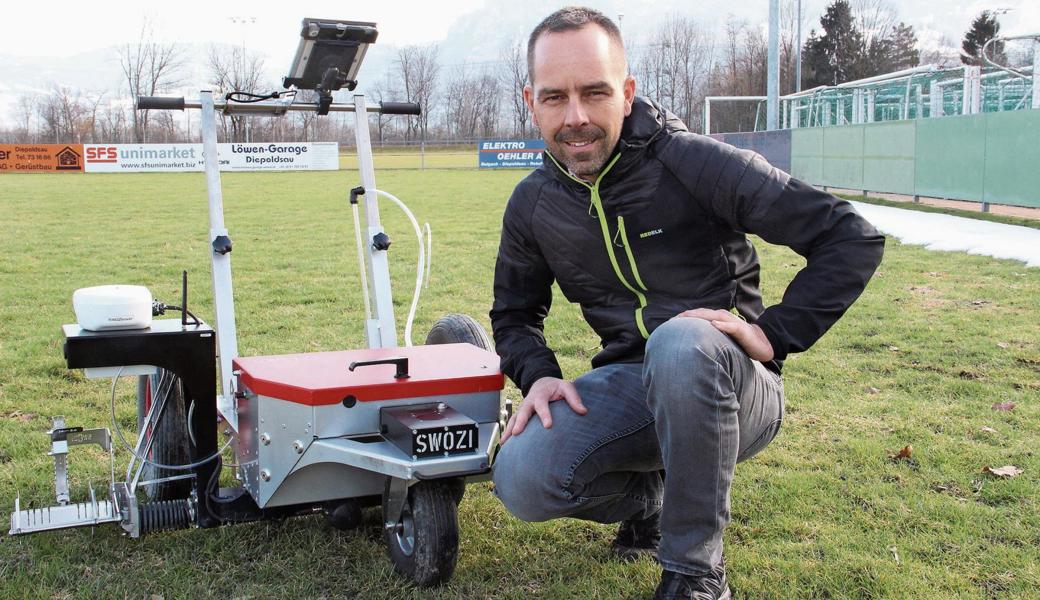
1 170 1038 599
339 148 476 170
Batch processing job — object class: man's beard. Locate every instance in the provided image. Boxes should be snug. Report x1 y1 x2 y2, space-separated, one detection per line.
549 125 614 180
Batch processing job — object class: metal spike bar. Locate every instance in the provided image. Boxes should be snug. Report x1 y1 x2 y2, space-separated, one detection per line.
9 496 121 535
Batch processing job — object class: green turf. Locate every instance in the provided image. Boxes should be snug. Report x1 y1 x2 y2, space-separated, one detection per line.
340 147 478 170
1 171 1038 598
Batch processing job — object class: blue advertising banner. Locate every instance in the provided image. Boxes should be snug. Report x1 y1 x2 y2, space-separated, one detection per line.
478 139 546 169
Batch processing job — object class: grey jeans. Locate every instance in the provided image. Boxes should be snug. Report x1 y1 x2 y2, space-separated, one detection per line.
492 317 785 576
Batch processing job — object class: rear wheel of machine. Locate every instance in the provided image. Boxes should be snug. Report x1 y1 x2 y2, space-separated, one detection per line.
384 480 460 587
136 370 192 501
425 313 492 350
425 313 492 505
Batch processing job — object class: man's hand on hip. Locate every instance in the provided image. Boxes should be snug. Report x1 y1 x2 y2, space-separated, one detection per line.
501 376 587 444
677 308 775 362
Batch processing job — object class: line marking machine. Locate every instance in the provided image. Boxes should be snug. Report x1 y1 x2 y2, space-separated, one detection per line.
9 17 509 587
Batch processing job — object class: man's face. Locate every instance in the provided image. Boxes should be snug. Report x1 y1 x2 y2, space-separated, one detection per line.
525 25 636 182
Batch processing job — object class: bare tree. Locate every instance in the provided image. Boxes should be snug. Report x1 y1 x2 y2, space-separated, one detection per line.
98 101 131 143
37 85 86 143
80 91 107 143
476 71 501 138
443 65 502 140
852 0 898 52
500 40 530 138
370 72 402 145
208 44 268 142
854 0 921 74
704 18 769 133
289 90 320 142
780 0 809 94
15 93 40 143
119 19 185 142
395 44 440 142
634 15 715 130
443 66 472 140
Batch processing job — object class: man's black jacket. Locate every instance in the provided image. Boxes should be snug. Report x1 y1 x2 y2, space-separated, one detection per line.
490 97 885 395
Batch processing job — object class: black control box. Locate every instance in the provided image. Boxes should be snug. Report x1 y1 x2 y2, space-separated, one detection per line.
380 403 478 459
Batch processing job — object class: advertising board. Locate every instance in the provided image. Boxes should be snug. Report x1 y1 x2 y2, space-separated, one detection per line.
81 143 339 173
0 144 84 173
478 140 545 169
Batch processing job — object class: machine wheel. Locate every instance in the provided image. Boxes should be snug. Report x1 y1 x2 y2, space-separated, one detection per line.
425 313 492 350
136 370 193 501
424 313 493 506
427 312 511 476
384 480 460 587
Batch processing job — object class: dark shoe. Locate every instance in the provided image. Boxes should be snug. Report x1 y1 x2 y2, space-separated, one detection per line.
611 511 661 561
653 559 731 600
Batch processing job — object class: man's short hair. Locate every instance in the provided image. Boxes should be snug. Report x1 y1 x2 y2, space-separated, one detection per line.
526 6 625 83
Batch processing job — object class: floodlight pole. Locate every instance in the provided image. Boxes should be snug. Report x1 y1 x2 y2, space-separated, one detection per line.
767 0 780 130
796 0 803 93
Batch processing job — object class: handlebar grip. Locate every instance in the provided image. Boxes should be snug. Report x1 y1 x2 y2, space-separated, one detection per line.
378 102 421 116
136 96 186 111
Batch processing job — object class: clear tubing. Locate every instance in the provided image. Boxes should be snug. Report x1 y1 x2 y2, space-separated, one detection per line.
110 367 233 471
370 189 427 347
351 200 373 321
424 223 432 289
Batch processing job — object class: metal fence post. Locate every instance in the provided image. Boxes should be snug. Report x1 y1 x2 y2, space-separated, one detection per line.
767 0 779 131
1033 38 1040 109
963 66 981 115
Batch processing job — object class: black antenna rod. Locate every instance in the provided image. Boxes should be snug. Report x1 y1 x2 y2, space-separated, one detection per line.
181 270 188 327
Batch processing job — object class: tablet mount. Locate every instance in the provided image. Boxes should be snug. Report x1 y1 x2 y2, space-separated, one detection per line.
282 18 378 114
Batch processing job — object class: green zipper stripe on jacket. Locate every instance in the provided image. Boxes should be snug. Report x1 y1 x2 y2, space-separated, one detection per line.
617 216 648 291
614 215 650 339
547 152 650 339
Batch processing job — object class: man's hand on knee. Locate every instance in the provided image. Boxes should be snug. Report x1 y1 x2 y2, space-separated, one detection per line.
677 308 775 362
501 377 587 444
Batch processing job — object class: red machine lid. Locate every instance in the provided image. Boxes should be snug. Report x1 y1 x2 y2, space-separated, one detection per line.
233 343 504 406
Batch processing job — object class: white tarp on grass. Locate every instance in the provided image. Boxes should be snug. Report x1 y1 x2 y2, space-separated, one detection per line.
850 201 1040 268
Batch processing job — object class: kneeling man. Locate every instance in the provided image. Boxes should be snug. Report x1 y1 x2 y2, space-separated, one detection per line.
490 7 884 599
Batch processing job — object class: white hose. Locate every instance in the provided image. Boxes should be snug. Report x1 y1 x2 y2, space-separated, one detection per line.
351 200 373 321
369 189 429 346
424 223 432 289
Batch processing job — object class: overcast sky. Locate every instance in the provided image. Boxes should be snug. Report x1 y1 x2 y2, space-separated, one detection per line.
0 0 1035 126
2 0 1036 62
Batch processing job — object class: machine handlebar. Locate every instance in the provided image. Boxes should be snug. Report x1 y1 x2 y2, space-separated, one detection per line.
378 102 421 116
135 95 419 115
136 96 186 111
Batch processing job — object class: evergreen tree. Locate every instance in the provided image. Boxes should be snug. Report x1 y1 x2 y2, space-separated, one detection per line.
961 11 1004 66
802 1 920 88
801 0 865 87
883 22 921 71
